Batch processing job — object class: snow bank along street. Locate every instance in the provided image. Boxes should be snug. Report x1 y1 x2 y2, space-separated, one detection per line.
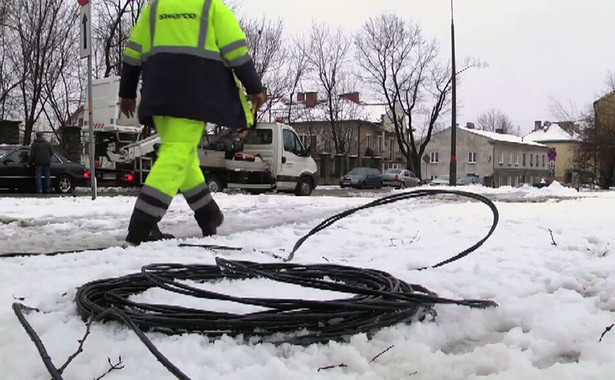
1 184 614 379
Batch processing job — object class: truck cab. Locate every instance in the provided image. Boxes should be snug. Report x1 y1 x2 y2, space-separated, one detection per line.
199 123 318 196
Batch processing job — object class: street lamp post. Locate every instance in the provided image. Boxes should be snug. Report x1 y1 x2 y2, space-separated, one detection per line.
449 0 457 186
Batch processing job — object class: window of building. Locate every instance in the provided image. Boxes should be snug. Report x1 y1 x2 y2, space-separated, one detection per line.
542 154 545 167
530 154 534 167
366 135 372 149
430 151 439 164
499 152 504 165
377 136 383 152
515 153 519 166
508 153 513 166
522 153 526 166
468 152 477 164
389 138 395 160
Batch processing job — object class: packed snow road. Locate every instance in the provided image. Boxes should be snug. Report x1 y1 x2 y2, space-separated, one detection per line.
0 184 614 379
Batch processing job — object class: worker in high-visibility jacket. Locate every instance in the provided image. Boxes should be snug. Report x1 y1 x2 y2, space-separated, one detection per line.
119 0 266 245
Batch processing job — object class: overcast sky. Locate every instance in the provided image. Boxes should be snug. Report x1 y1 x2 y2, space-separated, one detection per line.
235 0 615 134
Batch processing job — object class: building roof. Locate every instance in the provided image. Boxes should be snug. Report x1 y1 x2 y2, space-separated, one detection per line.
523 123 581 143
458 126 547 147
267 97 388 125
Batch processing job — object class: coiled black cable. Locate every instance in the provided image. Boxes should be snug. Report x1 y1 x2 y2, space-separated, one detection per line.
75 258 497 346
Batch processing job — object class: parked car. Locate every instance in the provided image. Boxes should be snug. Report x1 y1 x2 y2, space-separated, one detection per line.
339 167 383 189
0 146 90 193
429 175 450 186
382 168 421 189
458 175 481 186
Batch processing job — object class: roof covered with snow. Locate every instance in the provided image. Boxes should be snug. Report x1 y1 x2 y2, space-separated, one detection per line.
523 123 581 143
266 98 388 125
458 126 547 147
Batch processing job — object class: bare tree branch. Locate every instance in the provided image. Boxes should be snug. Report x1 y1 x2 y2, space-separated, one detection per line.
476 108 516 134
356 14 484 177
308 24 353 154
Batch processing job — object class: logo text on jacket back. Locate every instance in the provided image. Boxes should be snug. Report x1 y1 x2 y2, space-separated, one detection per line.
159 13 197 20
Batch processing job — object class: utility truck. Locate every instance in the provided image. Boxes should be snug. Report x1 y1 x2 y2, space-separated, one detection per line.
81 76 318 195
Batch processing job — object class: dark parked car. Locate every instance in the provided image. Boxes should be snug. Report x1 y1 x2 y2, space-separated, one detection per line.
382 168 421 189
0 146 90 193
339 167 383 189
458 175 481 186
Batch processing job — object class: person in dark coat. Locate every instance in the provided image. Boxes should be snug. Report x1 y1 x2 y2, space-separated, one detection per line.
29 132 53 193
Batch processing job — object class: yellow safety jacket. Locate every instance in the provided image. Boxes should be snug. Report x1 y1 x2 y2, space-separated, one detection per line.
119 0 262 129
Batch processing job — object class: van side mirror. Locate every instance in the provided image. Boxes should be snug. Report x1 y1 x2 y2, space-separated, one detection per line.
304 145 312 157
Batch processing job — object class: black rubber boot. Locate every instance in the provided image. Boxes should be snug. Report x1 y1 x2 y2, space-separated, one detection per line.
194 199 224 237
125 209 174 245
149 224 175 241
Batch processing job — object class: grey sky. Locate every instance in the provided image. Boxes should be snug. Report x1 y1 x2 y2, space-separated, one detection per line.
236 0 615 134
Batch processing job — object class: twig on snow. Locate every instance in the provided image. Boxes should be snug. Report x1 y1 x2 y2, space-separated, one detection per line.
548 228 558 246
370 344 394 363
317 363 348 372
58 317 94 373
94 356 125 380
599 324 614 342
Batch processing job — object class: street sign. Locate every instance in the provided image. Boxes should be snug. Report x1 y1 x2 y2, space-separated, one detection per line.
549 160 555 169
80 3 92 58
422 154 430 164
548 147 557 161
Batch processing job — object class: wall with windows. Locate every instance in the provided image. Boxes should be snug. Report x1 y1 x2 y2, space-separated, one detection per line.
419 127 550 186
493 144 550 186
419 128 494 182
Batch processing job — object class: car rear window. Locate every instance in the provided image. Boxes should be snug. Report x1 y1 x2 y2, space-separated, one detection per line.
348 168 368 175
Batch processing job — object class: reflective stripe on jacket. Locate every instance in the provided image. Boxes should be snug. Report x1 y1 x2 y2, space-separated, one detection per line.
119 0 262 129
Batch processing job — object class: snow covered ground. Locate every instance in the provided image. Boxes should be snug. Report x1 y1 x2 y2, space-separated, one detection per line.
1 184 614 379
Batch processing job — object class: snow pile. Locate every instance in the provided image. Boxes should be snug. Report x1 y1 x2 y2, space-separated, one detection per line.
1 188 614 379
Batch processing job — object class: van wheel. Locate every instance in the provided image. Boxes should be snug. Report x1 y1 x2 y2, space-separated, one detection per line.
206 175 224 193
295 177 312 196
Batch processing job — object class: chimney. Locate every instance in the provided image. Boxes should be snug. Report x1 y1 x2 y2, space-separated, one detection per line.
305 92 318 108
466 122 475 129
534 120 542 131
340 92 360 104
296 92 305 102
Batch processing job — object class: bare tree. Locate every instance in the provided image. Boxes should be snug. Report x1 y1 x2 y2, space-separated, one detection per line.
549 97 582 122
308 24 353 154
574 106 615 189
5 0 80 145
241 16 286 119
92 0 147 78
0 3 22 119
356 14 483 178
476 108 516 134
606 71 615 93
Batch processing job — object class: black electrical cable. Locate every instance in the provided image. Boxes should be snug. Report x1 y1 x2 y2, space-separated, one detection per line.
285 188 499 265
15 189 500 379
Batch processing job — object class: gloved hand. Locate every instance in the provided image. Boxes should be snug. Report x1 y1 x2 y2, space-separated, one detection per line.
120 98 136 118
249 90 267 114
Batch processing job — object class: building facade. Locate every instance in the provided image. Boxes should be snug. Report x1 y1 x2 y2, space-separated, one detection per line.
523 121 581 184
421 125 550 187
